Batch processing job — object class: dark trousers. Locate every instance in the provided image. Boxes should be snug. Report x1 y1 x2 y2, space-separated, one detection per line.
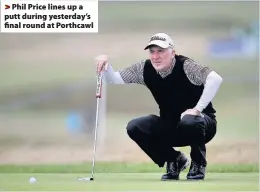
126 114 217 167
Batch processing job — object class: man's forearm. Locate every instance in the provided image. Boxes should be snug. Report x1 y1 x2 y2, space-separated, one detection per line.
195 71 223 112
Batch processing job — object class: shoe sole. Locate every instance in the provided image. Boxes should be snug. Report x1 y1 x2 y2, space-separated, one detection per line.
187 178 204 181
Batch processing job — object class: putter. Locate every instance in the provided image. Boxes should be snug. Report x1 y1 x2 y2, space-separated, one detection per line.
78 72 103 181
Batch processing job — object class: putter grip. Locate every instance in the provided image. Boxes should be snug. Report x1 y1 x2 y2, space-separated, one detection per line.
96 73 102 98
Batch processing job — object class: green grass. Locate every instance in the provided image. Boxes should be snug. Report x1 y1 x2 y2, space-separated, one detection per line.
0 162 258 173
0 173 258 191
0 163 258 191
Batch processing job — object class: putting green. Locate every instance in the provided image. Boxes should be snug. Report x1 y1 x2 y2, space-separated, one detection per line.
0 173 258 191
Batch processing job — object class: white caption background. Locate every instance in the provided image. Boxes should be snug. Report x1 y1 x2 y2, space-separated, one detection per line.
1 0 98 33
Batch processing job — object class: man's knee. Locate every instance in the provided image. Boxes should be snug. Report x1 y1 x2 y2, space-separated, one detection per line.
126 118 142 139
178 114 205 136
126 115 160 137
179 115 197 127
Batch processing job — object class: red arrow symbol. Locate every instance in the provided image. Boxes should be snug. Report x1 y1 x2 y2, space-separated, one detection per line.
5 4 10 9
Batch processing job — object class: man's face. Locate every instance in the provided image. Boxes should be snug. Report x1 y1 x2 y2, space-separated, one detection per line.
148 46 175 71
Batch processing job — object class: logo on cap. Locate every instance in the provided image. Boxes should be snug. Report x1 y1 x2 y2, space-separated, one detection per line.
149 36 166 42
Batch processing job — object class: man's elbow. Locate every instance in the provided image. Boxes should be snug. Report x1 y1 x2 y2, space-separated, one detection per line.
215 73 223 85
208 71 223 85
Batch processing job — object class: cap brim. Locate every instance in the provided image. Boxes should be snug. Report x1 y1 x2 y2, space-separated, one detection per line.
144 40 169 50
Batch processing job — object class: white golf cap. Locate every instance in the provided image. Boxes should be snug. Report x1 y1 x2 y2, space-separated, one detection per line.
144 33 174 50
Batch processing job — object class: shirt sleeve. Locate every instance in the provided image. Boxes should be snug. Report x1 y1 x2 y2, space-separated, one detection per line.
119 60 146 85
103 64 125 84
182 59 223 112
194 71 223 112
183 59 212 85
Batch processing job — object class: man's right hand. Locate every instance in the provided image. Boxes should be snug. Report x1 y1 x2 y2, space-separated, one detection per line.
95 54 109 74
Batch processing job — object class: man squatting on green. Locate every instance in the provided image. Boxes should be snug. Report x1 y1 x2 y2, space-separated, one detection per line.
96 33 223 181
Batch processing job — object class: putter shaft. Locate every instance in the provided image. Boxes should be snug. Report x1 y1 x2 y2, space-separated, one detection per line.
91 72 103 179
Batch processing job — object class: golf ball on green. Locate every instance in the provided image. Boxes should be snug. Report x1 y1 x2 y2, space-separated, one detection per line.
29 177 36 183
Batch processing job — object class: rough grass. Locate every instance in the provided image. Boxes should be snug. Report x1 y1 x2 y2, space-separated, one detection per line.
0 111 258 165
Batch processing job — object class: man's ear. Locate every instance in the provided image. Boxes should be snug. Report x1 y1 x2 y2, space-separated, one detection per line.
171 49 175 57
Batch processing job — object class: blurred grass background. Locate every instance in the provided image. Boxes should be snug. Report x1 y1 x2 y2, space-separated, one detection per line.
0 1 258 166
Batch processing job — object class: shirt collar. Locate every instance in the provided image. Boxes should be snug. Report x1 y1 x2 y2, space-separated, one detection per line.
158 57 176 78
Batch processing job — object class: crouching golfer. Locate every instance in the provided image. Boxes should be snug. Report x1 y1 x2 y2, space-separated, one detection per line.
95 33 223 181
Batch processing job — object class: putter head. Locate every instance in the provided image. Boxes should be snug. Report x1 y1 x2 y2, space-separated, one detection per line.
78 177 94 181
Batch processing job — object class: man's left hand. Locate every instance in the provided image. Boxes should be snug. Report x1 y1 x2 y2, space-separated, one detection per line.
180 108 203 120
